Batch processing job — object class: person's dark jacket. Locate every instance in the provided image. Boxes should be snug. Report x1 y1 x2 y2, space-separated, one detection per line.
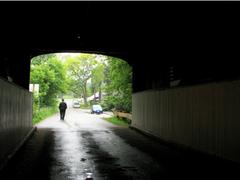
59 102 67 110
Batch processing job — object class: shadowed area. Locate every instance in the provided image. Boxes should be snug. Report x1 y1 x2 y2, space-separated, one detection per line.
1 108 240 179
1 2 240 180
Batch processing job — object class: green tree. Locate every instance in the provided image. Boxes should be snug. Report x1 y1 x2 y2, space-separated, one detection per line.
66 54 96 105
104 57 132 112
31 55 67 107
31 54 56 65
91 62 105 102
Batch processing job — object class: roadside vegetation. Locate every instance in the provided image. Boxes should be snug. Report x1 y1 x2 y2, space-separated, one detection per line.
31 54 66 124
103 117 129 127
79 104 91 109
32 107 58 125
30 53 132 124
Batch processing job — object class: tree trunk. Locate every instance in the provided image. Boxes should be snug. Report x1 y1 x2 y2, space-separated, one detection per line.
99 83 102 102
93 88 96 103
83 82 87 105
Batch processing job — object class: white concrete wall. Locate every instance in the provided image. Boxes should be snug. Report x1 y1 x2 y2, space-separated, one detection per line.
0 78 32 165
132 80 240 162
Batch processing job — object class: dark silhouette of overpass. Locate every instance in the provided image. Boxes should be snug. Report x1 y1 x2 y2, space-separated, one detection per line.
1 1 240 173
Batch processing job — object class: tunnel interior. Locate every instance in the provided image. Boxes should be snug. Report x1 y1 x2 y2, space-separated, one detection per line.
1 2 240 177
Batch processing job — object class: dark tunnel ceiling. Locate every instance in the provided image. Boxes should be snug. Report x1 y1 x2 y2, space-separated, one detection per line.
0 1 239 63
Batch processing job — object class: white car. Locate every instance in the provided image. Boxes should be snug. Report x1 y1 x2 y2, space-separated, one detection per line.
72 100 80 108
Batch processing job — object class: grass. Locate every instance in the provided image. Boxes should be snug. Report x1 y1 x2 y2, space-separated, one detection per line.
80 103 91 109
33 107 58 125
103 116 129 126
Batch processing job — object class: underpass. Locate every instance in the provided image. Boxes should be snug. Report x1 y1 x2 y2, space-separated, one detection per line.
1 2 240 179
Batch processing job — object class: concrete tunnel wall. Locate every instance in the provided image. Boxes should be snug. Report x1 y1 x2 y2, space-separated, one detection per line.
132 79 240 163
0 78 32 168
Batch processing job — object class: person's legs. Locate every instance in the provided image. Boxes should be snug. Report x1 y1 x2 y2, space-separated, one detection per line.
62 110 66 120
60 110 63 120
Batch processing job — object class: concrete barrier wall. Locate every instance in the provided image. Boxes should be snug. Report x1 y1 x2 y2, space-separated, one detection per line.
132 80 240 162
0 78 32 164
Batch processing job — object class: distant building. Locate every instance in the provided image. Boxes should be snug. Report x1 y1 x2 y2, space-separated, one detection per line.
29 84 39 94
87 92 106 102
87 92 99 101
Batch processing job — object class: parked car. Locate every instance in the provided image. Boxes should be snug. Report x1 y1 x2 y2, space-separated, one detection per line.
72 100 80 108
91 104 103 114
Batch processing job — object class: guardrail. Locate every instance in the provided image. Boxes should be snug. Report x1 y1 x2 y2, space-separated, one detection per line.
113 110 132 123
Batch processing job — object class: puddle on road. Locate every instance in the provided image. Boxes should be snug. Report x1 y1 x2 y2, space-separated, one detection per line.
51 130 97 180
80 131 134 180
92 130 165 179
84 168 93 179
50 128 164 180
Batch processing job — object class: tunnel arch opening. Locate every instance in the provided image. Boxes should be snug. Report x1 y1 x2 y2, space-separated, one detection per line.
30 52 132 127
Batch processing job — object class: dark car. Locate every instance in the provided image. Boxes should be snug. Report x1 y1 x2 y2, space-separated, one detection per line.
91 105 103 114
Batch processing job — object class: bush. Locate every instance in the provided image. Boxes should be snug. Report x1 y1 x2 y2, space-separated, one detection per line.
103 116 130 126
33 106 58 125
32 94 40 116
100 99 114 111
101 95 131 113
80 103 91 109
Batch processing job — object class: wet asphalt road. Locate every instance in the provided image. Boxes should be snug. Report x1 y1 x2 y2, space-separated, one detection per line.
1 107 240 180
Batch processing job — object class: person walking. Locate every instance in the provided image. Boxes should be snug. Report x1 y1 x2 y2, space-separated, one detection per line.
59 98 67 120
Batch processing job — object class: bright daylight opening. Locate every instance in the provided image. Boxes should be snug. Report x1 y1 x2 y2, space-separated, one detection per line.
30 53 132 127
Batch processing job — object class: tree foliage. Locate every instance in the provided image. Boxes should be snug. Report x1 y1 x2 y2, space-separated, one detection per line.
91 60 105 102
31 54 67 107
103 56 132 112
66 54 96 105
31 54 56 65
